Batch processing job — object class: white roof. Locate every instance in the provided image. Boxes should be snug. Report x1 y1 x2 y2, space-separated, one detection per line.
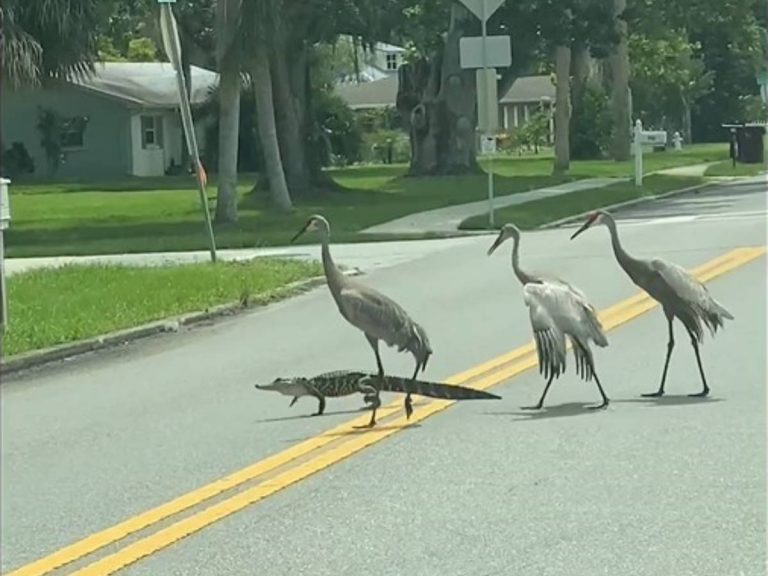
69 62 219 108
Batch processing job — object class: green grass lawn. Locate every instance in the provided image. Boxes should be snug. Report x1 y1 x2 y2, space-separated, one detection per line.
703 159 767 177
3 258 322 357
459 174 704 230
5 143 728 258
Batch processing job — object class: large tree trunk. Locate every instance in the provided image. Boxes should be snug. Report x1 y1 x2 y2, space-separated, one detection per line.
293 44 340 190
250 50 293 212
396 3 479 176
570 43 592 104
213 0 242 224
270 10 311 196
215 58 240 223
553 44 572 175
609 0 631 161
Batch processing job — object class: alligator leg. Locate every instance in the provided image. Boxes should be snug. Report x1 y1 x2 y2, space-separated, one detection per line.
289 397 298 408
312 394 326 416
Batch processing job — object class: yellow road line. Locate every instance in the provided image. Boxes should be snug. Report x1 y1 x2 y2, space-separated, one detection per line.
6 246 764 576
65 245 765 576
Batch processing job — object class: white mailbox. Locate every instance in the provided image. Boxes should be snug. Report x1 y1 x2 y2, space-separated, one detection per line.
638 130 668 146
0 178 10 230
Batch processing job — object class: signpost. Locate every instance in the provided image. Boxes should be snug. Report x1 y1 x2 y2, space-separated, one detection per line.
632 119 668 186
0 178 10 340
458 0 510 228
157 0 217 263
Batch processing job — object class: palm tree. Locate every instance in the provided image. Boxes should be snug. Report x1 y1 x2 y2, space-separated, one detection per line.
1 0 105 87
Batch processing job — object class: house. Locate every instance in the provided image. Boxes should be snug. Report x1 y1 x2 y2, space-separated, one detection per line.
334 72 556 140
335 39 406 84
1 62 218 179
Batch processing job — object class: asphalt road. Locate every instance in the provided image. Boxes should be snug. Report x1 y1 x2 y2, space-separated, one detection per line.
1 177 766 576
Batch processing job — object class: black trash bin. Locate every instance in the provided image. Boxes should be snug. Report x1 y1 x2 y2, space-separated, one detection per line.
724 123 766 164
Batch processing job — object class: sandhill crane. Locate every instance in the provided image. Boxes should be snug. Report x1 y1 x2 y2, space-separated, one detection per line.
521 282 610 410
488 224 610 410
488 223 591 300
291 214 432 427
570 209 734 397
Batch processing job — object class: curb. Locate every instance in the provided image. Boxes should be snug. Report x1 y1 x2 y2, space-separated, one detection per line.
537 181 717 230
0 268 361 378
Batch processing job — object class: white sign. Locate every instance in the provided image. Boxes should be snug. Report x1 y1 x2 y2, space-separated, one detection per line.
459 36 511 69
480 134 497 155
0 178 10 229
459 0 505 21
476 68 499 132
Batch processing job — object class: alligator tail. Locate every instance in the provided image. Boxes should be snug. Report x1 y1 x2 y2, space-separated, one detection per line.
375 375 501 400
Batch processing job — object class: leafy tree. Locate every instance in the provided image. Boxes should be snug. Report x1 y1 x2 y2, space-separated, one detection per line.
570 81 614 158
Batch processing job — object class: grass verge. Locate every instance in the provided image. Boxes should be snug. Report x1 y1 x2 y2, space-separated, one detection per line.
5 143 727 258
458 175 704 230
3 258 322 357
703 160 767 177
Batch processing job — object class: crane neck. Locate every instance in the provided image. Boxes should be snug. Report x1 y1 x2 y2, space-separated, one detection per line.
320 234 345 300
510 235 533 285
604 216 639 273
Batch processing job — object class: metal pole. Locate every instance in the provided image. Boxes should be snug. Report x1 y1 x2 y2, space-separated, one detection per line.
481 0 495 228
159 2 217 263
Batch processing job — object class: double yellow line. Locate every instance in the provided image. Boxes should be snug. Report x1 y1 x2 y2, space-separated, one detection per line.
7 246 765 576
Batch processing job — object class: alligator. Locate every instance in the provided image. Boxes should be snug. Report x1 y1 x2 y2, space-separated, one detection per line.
254 369 501 420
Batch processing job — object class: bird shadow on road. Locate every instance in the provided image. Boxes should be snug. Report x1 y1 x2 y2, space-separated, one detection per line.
323 422 423 437
613 394 724 407
485 402 607 422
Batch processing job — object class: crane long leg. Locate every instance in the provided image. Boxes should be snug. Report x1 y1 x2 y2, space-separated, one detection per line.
642 313 675 397
354 334 384 429
586 369 610 410
403 362 420 420
521 373 555 410
686 330 710 397
313 394 326 416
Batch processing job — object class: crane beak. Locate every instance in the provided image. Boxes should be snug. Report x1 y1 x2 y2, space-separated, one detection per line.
570 220 592 240
290 221 310 243
486 232 505 255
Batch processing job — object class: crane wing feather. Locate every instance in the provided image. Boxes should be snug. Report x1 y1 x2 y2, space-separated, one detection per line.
338 286 414 348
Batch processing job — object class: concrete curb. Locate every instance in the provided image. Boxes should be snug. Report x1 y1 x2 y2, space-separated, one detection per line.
537 181 717 230
0 268 361 378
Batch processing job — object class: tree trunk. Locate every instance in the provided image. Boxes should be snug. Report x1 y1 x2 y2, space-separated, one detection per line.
553 44 572 175
570 43 591 105
214 57 240 223
396 3 479 176
294 44 339 190
271 41 311 196
609 0 631 161
250 50 293 212
681 94 692 144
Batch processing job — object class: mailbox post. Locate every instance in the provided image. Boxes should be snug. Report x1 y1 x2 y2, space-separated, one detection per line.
0 177 10 336
633 120 668 186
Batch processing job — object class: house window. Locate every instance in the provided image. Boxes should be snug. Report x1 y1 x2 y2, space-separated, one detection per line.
385 53 398 70
141 115 164 149
60 116 88 149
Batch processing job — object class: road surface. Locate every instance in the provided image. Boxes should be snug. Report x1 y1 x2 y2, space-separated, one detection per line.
1 177 766 576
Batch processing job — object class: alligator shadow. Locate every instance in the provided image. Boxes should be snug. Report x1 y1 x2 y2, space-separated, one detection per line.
254 408 366 423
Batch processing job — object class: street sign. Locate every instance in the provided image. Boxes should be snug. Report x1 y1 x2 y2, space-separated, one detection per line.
459 36 511 69
459 0 505 22
476 68 499 132
459 0 508 230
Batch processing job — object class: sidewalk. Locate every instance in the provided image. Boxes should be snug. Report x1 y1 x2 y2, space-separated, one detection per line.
4 237 481 277
361 177 620 235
